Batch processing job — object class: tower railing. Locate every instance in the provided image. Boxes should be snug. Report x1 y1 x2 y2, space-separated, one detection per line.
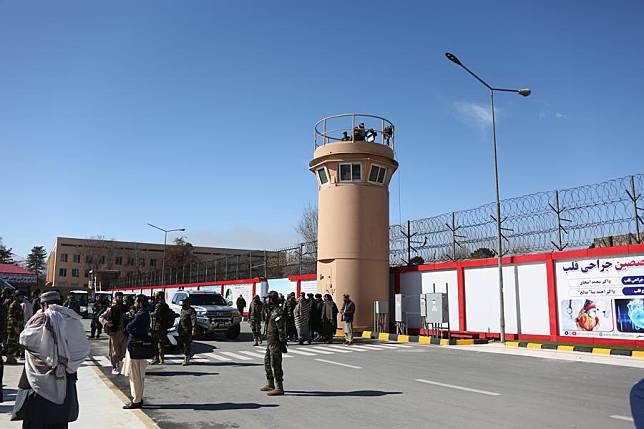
314 113 395 152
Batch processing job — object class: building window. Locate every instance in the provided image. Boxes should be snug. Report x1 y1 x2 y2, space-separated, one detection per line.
150 259 157 267
368 164 387 185
317 167 329 185
99 255 106 264
85 255 93 263
59 268 67 277
138 257 145 267
72 268 80 277
115 256 123 265
73 254 81 263
127 257 135 266
84 270 90 278
60 254 68 263
339 163 362 182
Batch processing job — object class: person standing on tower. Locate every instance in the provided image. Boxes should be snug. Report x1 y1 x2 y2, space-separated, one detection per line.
260 291 287 396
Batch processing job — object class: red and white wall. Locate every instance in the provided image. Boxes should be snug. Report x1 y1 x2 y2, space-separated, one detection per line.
108 274 318 316
394 243 644 348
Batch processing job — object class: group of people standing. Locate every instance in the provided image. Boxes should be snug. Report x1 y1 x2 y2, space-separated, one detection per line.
246 292 355 347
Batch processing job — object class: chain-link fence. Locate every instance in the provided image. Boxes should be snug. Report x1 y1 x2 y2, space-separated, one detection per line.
107 174 643 287
390 174 644 266
106 241 318 289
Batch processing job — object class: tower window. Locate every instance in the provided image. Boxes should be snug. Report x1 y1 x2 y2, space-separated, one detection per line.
368 165 387 185
339 163 362 182
317 167 329 185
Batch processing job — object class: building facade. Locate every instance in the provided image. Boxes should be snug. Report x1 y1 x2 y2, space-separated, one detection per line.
46 237 261 291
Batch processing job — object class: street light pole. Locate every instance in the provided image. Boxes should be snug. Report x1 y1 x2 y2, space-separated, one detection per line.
147 223 186 286
445 52 530 343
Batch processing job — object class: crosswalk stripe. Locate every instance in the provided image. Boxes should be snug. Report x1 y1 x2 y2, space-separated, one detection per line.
205 352 231 361
322 345 353 353
383 343 413 348
238 351 269 359
96 356 112 367
286 349 317 356
359 345 390 350
308 347 336 355
346 345 374 351
221 352 252 360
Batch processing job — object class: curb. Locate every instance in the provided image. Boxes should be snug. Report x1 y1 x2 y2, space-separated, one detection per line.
360 331 489 346
505 341 644 358
89 362 160 428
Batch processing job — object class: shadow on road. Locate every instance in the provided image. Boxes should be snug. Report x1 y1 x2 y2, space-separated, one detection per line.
286 390 402 397
146 371 218 377
145 402 279 411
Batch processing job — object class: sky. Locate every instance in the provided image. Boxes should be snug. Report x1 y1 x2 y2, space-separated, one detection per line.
1 0 643 258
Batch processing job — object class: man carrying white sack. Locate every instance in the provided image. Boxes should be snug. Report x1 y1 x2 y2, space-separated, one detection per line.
11 290 90 429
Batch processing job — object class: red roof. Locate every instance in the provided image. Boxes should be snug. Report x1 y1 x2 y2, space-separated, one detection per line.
0 264 34 275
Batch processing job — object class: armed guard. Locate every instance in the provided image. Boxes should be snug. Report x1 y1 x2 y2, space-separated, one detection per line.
150 291 172 364
5 291 24 364
248 295 263 346
90 295 108 338
178 297 197 366
260 291 287 396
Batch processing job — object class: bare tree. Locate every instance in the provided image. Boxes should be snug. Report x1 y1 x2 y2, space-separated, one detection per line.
295 203 318 244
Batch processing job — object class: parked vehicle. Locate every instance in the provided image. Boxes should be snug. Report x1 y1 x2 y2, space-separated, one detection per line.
69 290 89 318
167 290 242 340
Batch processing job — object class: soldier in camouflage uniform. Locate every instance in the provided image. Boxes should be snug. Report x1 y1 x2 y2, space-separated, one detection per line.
150 291 171 364
5 291 25 364
248 295 263 346
1 288 13 352
260 291 287 396
178 297 197 366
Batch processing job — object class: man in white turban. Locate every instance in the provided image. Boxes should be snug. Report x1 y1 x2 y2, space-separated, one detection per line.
11 290 90 428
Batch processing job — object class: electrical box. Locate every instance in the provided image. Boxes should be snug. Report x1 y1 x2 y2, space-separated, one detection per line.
420 294 427 317
394 294 403 322
374 300 389 314
425 293 448 323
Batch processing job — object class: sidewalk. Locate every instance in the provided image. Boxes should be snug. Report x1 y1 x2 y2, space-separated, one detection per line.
1 359 157 428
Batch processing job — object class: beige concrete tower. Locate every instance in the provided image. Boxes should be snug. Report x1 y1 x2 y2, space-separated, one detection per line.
310 114 398 331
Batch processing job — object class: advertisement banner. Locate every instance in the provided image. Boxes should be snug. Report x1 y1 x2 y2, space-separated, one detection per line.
556 255 644 339
300 280 318 295
223 283 253 314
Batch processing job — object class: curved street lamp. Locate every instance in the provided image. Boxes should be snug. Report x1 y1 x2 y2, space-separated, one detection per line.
445 52 531 343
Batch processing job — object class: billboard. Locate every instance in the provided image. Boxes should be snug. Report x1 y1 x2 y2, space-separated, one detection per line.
223 283 254 314
556 255 644 339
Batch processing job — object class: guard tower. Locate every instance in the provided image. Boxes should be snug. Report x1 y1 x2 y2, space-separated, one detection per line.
310 114 398 331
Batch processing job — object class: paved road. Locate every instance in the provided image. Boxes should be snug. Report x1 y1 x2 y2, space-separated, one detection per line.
87 321 641 429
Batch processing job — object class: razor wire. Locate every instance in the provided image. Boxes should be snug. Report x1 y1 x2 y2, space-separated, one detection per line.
389 174 643 266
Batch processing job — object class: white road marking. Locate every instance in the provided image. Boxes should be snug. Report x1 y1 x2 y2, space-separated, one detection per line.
609 415 634 422
385 344 413 349
315 359 362 369
95 355 112 367
238 351 267 359
308 347 335 355
415 379 501 396
287 349 317 356
205 352 231 361
349 345 379 351
220 352 252 361
324 345 353 353
359 345 390 350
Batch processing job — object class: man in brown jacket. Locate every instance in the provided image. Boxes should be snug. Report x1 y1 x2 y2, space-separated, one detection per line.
340 294 355 345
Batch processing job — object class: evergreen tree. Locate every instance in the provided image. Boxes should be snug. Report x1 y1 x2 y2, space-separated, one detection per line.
27 245 48 286
0 237 14 264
